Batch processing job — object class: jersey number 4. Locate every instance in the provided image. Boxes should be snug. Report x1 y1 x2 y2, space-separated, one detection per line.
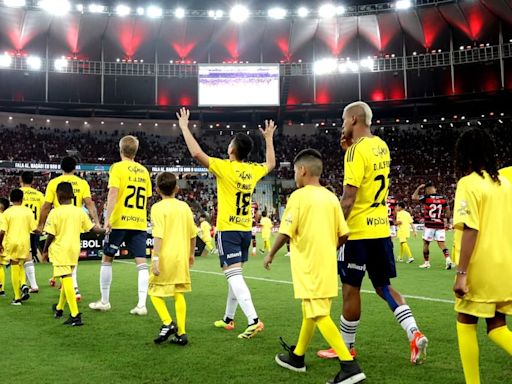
124 186 146 209
371 175 388 208
235 192 251 216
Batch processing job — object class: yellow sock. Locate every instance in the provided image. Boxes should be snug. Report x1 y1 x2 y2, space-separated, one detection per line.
403 243 412 258
317 316 353 361
11 264 21 300
57 279 66 310
488 326 512 355
151 296 172 325
457 322 480 384
0 265 5 291
62 276 79 316
174 293 187 335
264 240 271 252
294 303 316 356
399 243 404 259
19 261 27 286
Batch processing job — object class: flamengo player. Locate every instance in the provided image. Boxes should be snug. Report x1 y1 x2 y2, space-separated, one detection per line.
387 195 398 238
412 182 455 270
176 108 275 339
251 201 260 256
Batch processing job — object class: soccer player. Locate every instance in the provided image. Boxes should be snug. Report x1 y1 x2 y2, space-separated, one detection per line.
0 197 11 296
199 214 216 255
318 101 428 364
20 171 44 293
500 165 512 184
150 172 197 346
251 201 260 256
176 107 275 339
0 189 36 305
38 157 100 300
43 182 105 326
452 129 512 384
263 149 365 384
396 202 416 263
89 136 152 315
259 211 273 253
412 181 454 269
387 195 398 238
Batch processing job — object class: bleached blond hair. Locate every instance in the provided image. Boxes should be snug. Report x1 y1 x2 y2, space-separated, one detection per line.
343 101 373 127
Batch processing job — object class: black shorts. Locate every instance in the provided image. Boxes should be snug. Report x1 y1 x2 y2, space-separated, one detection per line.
338 237 396 288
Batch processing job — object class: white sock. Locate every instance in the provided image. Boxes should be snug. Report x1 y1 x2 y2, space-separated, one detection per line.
100 262 112 303
340 315 360 349
137 263 149 308
224 283 238 321
24 260 38 289
225 267 258 325
72 266 78 289
394 305 419 341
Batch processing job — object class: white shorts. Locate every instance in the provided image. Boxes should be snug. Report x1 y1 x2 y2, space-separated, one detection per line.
251 227 257 236
423 228 446 242
390 225 397 238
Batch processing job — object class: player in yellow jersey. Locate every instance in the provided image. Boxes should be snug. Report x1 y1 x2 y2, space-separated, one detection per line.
89 136 152 315
500 165 512 184
396 202 416 263
43 182 105 326
38 157 100 300
0 189 36 305
318 101 428 364
259 211 273 253
199 214 216 255
177 107 276 339
0 197 10 296
452 129 512 384
264 149 366 384
20 171 44 293
150 173 197 346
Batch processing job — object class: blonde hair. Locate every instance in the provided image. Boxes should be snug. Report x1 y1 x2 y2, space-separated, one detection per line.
119 135 139 159
344 101 373 127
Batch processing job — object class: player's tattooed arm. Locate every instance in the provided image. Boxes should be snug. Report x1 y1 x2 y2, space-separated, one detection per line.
341 185 358 220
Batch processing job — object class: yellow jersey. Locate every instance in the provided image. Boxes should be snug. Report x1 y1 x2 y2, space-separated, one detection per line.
499 166 512 184
108 160 152 231
21 186 44 226
396 210 413 238
150 198 197 286
343 136 391 240
44 205 93 265
260 217 273 239
45 174 91 208
279 185 349 300
200 220 212 240
453 171 512 302
0 205 35 260
208 158 268 231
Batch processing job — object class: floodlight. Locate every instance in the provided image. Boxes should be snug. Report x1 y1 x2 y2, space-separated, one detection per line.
230 5 249 23
76 4 83 12
147 5 162 18
3 0 26 7
360 58 374 70
136 7 144 15
268 7 287 20
314 58 337 75
38 0 71 16
88 3 105 13
395 0 412 10
115 4 130 17
297 7 309 18
174 7 185 19
54 56 68 71
318 3 336 18
27 56 42 70
0 52 12 68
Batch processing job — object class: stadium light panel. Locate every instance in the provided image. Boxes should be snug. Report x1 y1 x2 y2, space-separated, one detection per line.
360 58 374 70
174 7 185 18
38 0 71 16
268 7 287 20
297 6 309 18
314 58 337 75
336 5 345 15
208 9 223 19
395 0 412 10
136 7 144 15
115 4 131 17
0 52 12 68
3 0 26 7
54 57 68 71
147 5 163 18
88 3 105 13
76 4 83 12
27 56 42 70
318 3 336 18
230 5 249 23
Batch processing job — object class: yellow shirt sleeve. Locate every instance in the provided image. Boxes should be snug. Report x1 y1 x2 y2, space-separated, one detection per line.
279 193 299 238
250 162 269 182
45 179 56 204
151 204 165 239
44 210 57 236
208 157 225 178
108 164 121 189
343 145 365 188
188 208 198 239
146 171 153 198
0 213 8 232
453 177 480 231
81 179 92 200
81 210 94 233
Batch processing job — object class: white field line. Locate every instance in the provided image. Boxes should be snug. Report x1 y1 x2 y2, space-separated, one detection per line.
114 260 454 304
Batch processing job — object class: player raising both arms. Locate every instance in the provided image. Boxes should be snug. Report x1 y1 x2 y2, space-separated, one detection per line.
38 157 100 300
89 136 152 315
452 129 512 384
177 107 276 339
412 181 454 270
318 101 428 364
20 171 44 293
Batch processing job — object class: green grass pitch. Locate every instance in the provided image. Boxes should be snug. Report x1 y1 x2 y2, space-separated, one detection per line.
1 232 510 384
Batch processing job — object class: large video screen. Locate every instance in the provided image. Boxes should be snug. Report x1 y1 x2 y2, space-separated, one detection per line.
198 64 280 107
